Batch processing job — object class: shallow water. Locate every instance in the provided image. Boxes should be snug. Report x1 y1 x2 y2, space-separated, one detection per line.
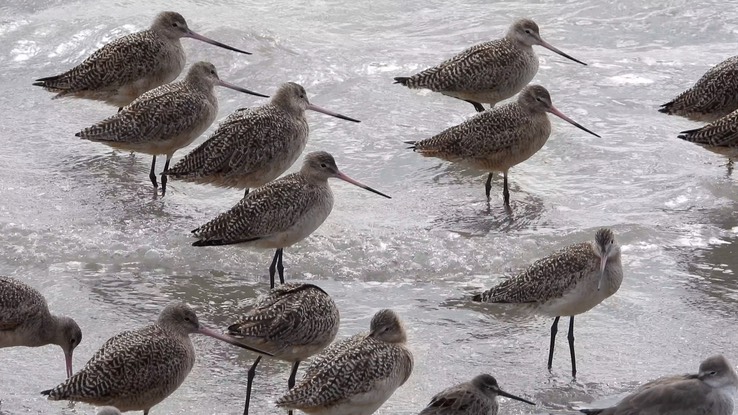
1 0 737 414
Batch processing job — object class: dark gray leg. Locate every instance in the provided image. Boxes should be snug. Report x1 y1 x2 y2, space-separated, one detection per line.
268 250 280 289
548 316 560 372
118 107 123 113
464 100 486 112
277 248 285 285
287 361 300 415
149 156 158 188
161 156 171 196
485 173 493 200
568 316 577 378
243 356 262 415
503 171 510 206
244 188 250 198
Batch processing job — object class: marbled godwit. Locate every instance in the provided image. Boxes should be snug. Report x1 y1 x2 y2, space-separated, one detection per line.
76 61 267 196
0 276 82 379
659 56 738 122
163 82 360 198
41 303 271 414
406 84 599 206
97 407 122 415
275 309 413 415
418 374 535 415
34 11 252 109
394 18 587 112
580 355 738 415
192 151 391 288
227 283 340 415
677 111 738 173
472 228 622 378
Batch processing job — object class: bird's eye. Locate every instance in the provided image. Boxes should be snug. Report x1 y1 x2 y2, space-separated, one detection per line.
70 339 76 346
710 371 718 376
172 23 178 27
525 29 531 34
320 163 327 168
185 317 191 322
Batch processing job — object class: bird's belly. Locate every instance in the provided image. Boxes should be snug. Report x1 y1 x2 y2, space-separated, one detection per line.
110 49 185 107
116 108 216 157
700 145 738 158
0 329 35 348
228 135 308 189
538 275 609 317
252 199 333 249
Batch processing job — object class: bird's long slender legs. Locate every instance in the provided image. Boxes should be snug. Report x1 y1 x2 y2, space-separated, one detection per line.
149 156 158 189
485 173 493 200
243 356 262 415
118 107 123 113
268 250 280 289
244 188 250 198
160 156 171 196
503 171 510 207
568 316 577 378
465 100 486 113
277 248 285 285
286 361 300 415
548 316 560 372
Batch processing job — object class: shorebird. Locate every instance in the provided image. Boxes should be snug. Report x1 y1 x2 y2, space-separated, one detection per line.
472 228 623 378
276 309 413 415
394 18 587 112
659 56 738 122
97 407 122 415
163 82 360 198
0 276 82 379
227 283 340 415
677 110 738 173
418 374 535 415
76 61 267 196
41 303 272 415
580 355 738 415
406 84 599 206
34 11 252 109
192 151 391 288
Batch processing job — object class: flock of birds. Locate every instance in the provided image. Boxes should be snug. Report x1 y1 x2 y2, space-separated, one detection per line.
1 9 738 415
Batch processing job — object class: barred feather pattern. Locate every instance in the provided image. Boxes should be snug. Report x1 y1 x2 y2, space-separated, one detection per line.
43 324 194 411
164 101 308 189
411 97 550 172
402 37 537 99
75 64 218 156
192 171 334 248
227 283 339 361
276 309 413 414
419 378 498 415
678 109 738 153
660 56 738 122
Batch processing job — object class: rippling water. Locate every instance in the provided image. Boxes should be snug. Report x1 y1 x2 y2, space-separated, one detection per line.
1 0 737 414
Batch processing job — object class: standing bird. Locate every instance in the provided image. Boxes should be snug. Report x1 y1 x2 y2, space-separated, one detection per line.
0 276 82 379
34 11 252 109
580 355 738 415
76 61 267 196
227 283 340 415
676 110 738 173
192 151 391 288
394 18 587 112
163 82 360 198
41 303 271 415
659 56 738 122
418 374 535 415
472 228 623 378
406 84 599 206
276 309 413 415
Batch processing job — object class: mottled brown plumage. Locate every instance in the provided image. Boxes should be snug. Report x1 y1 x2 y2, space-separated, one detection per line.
227 283 340 415
192 151 390 288
76 61 266 195
580 355 738 415
418 374 535 415
660 56 738 122
34 11 252 108
407 84 599 206
41 303 271 415
276 309 413 415
473 228 623 378
394 18 586 112
164 82 359 198
677 110 738 166
0 276 82 379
